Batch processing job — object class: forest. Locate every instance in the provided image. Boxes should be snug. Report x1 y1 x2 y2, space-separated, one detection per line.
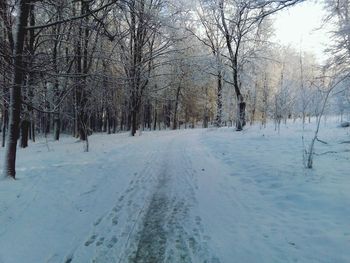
1 0 349 177
0 1 349 262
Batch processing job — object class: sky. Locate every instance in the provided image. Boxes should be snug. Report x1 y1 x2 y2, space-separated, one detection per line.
272 1 332 63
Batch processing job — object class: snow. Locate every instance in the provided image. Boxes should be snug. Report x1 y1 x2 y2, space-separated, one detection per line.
0 119 349 263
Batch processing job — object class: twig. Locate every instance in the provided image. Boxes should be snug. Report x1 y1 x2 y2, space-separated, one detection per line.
314 151 337 156
316 137 328 144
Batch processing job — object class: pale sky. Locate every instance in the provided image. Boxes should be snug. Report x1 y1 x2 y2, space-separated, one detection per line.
272 1 331 63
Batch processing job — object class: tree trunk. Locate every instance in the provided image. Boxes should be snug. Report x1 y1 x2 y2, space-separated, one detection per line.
131 108 138 136
102 109 107 132
236 99 246 131
250 82 258 125
45 112 51 135
153 104 157 131
2 109 8 147
30 116 35 142
74 1 89 141
173 86 181 130
52 21 61 141
4 0 30 178
220 0 246 131
28 2 35 142
112 117 117 133
165 101 171 128
107 110 111 134
53 114 61 141
20 120 30 148
215 71 223 127
130 92 140 136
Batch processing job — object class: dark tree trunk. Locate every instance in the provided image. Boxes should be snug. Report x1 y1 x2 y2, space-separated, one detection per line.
78 115 88 141
143 102 151 130
130 94 141 136
131 108 138 136
28 3 35 142
173 86 181 130
4 0 30 178
52 23 61 141
237 100 246 131
45 112 51 135
74 1 89 141
107 111 111 134
120 110 125 131
20 3 35 147
112 117 117 133
215 71 223 127
127 110 131 131
2 109 8 147
250 82 258 125
43 82 51 135
30 117 35 142
81 1 90 141
20 120 30 148
53 115 61 141
153 103 157 131
220 0 246 131
203 108 209 128
1 0 14 148
102 109 107 132
165 101 171 128
73 95 78 137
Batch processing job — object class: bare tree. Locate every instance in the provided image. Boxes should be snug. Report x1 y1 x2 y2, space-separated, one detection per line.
218 0 302 131
191 1 226 127
306 72 349 168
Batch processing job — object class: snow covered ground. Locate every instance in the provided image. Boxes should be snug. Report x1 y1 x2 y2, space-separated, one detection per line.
0 118 349 263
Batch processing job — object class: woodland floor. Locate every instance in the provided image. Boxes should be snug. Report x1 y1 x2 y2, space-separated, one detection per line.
0 118 349 263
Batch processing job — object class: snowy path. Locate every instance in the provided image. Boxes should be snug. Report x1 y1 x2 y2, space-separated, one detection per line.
0 122 349 263
70 131 223 263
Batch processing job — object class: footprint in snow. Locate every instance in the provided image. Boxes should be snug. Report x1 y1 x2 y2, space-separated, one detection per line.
113 205 122 213
96 237 105 246
106 236 118 248
84 234 97 246
93 217 103 226
112 216 118 225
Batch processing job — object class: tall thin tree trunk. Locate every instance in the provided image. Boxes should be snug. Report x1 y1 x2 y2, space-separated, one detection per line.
1 23 9 147
52 20 61 141
131 107 138 136
20 120 29 148
2 109 8 147
53 114 60 140
219 0 246 131
4 0 30 178
30 114 35 142
173 86 181 130
78 0 90 141
107 110 111 134
28 2 35 142
130 95 141 136
153 101 157 131
215 71 223 127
